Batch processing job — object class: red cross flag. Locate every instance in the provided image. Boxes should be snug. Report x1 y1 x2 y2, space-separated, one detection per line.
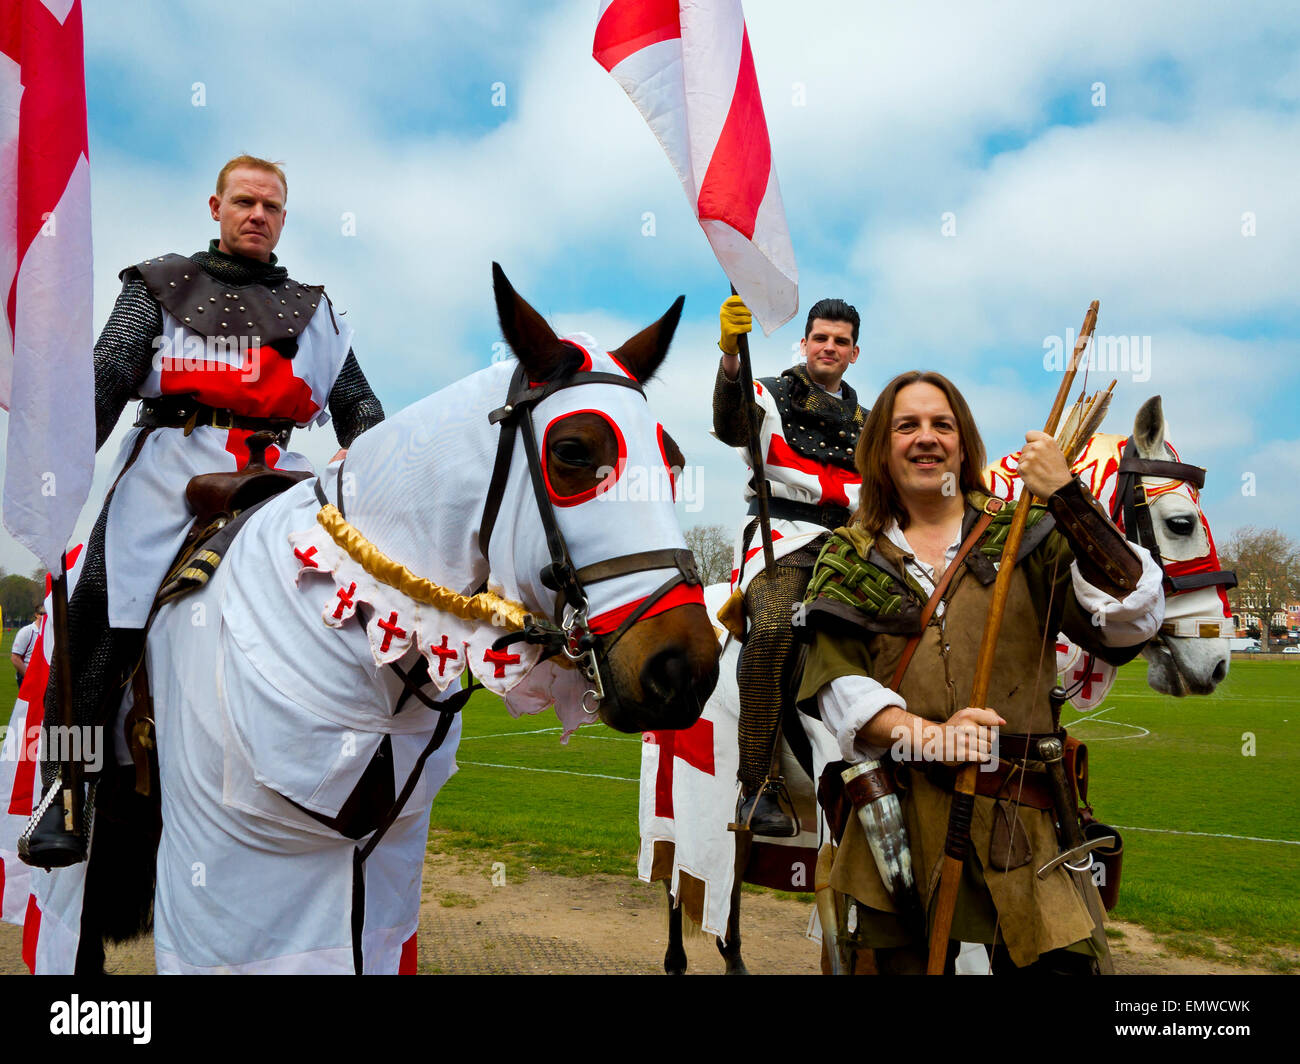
594 0 797 334
0 0 95 571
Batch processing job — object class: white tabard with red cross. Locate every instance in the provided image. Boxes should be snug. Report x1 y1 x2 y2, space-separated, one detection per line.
103 303 352 627
721 378 862 594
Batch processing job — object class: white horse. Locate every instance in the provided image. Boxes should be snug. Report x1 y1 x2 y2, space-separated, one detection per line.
26 265 720 974
643 394 1233 973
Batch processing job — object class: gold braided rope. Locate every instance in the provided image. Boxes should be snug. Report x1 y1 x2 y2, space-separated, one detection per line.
315 504 529 631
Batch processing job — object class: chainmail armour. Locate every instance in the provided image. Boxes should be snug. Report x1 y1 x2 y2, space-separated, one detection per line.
736 543 820 787
714 360 867 790
43 248 385 788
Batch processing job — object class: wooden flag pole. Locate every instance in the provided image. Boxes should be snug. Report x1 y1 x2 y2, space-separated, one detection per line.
732 284 776 576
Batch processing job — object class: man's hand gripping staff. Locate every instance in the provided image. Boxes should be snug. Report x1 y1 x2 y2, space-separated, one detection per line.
924 301 1100 975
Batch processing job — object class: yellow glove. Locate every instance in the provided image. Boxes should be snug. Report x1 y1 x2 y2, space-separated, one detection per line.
718 295 752 356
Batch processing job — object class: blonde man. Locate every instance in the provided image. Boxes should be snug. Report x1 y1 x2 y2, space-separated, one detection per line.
26 156 384 869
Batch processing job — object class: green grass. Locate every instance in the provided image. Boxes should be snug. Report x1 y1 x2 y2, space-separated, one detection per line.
428 658 1299 965
426 687 645 877
1061 658 1300 961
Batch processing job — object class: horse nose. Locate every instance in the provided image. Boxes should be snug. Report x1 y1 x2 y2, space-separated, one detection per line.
641 646 694 705
1212 659 1227 684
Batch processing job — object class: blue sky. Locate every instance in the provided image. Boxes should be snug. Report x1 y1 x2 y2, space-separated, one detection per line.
2 0 1298 575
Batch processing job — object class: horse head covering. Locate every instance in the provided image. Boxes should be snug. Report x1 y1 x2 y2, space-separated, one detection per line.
288 332 695 737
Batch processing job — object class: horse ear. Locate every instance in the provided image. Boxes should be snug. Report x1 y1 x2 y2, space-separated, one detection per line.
1133 395 1167 458
609 296 685 384
492 262 571 378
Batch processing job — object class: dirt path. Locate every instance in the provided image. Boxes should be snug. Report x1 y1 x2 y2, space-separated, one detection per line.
0 851 1283 974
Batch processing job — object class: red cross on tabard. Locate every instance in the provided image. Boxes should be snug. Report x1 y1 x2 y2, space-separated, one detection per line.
294 546 319 569
332 582 357 619
765 434 858 508
1073 661 1105 700
646 717 715 819
429 635 460 676
482 647 521 678
377 612 407 653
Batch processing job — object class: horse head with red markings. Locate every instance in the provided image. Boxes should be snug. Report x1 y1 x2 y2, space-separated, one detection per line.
480 264 719 732
1114 396 1235 696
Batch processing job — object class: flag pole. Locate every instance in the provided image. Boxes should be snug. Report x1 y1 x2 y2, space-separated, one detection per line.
731 284 776 576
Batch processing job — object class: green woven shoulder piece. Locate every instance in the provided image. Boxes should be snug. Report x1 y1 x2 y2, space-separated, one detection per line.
805 532 905 619
979 498 1050 560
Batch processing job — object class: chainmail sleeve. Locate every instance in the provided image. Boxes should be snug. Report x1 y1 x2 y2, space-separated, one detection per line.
93 276 163 450
328 349 385 448
713 357 763 447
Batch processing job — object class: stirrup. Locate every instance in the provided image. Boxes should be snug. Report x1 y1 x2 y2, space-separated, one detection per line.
17 775 90 869
733 777 800 838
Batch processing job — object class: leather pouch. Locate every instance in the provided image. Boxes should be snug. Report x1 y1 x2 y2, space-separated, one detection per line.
717 587 747 642
989 801 1033 871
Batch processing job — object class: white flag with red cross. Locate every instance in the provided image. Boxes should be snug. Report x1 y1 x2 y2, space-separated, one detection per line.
594 0 797 334
0 0 95 571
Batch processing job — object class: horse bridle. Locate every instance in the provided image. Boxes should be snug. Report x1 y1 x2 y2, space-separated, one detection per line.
478 359 701 713
1108 441 1237 597
1058 439 1238 702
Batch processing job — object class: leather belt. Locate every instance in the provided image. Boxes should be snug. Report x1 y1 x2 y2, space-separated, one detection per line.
914 732 1062 811
135 397 295 445
748 496 850 530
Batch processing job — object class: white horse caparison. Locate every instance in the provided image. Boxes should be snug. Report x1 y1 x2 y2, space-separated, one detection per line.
648 394 1233 974
32 265 720 975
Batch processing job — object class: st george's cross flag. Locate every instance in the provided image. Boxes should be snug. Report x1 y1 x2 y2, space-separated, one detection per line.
594 0 797 334
0 0 95 571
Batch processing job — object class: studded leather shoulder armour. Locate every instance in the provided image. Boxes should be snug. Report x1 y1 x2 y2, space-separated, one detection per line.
127 253 328 345
760 364 865 471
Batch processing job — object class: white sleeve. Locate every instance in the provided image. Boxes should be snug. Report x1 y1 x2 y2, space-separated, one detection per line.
11 626 33 659
817 673 907 765
1069 541 1165 647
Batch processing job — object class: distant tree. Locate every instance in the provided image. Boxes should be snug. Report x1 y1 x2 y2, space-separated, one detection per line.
0 574 42 627
684 524 734 587
1221 527 1299 653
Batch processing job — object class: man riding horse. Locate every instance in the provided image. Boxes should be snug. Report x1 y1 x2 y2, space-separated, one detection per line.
712 294 867 835
24 155 384 865
796 371 1164 974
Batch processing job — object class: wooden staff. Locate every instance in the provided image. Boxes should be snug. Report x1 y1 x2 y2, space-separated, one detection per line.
731 284 775 576
925 300 1099 975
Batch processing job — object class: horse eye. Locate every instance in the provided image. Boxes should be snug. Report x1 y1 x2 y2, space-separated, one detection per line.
1165 515 1196 536
552 439 591 466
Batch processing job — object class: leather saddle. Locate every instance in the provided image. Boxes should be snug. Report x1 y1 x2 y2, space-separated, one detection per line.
155 430 312 608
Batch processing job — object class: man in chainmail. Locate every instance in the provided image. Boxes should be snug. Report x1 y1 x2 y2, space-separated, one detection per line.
24 155 385 866
713 295 867 835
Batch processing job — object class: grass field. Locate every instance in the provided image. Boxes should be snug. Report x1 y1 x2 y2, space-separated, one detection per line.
427 656 1299 968
4 627 1296 967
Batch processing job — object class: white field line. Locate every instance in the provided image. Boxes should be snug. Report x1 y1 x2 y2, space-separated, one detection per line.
456 760 638 783
1064 706 1149 740
1112 825 1300 847
459 727 640 743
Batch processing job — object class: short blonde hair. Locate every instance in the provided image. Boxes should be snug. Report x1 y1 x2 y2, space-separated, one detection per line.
215 155 287 199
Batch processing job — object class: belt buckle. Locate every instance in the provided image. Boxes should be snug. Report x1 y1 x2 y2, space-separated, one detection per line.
211 408 235 431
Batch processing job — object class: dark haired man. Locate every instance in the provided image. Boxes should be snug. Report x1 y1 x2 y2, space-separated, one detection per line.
797 371 1163 973
24 156 384 864
712 294 867 834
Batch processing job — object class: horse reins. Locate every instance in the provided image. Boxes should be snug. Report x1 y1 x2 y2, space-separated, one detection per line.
479 358 701 713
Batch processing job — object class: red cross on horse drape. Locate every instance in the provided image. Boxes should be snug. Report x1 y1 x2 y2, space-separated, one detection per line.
646 717 715 819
